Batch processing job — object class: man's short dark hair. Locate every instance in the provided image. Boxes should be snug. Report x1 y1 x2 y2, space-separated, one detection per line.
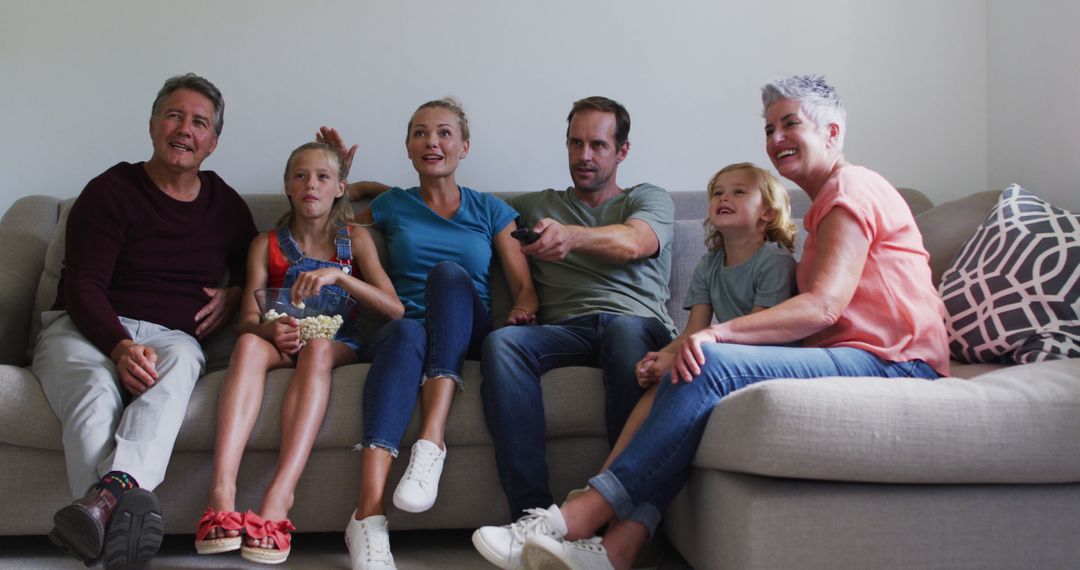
151 73 225 137
566 96 630 148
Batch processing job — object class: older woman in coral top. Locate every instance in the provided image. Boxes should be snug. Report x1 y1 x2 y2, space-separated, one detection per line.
471 75 950 570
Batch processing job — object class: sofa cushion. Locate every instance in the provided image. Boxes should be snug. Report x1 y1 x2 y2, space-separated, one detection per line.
697 357 1080 484
28 199 74 358
915 190 1001 285
939 185 1080 363
0 364 63 450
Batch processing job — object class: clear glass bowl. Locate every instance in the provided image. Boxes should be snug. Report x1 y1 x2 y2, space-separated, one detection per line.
253 287 357 341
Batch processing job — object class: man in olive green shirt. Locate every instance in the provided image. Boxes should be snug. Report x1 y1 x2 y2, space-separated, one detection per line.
480 96 675 522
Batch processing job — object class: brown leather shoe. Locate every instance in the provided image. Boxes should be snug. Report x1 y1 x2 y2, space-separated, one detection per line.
48 485 120 563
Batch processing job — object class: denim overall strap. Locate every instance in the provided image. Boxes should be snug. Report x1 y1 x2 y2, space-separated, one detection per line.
276 226 351 295
275 226 305 265
334 225 352 275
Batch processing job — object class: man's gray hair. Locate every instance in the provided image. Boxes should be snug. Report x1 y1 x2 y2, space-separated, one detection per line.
150 73 225 137
761 75 846 150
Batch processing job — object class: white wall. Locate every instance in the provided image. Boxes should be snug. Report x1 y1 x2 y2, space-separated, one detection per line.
1 1 989 215
988 0 1080 212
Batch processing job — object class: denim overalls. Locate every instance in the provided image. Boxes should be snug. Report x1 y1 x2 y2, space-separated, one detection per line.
275 225 362 353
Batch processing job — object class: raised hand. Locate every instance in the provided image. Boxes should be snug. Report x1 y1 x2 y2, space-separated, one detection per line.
316 126 358 179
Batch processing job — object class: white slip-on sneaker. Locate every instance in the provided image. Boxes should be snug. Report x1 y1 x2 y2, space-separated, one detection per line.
392 439 446 513
345 511 396 570
471 504 568 570
522 534 614 570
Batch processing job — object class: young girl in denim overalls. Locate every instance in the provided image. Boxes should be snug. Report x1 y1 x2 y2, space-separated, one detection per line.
195 142 404 564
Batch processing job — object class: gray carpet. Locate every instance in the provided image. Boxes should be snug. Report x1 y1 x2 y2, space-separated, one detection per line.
0 530 692 569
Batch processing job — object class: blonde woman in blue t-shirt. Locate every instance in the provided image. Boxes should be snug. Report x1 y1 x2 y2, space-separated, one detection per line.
320 98 537 570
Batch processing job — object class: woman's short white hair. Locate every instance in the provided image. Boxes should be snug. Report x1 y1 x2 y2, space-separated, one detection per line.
762 75 846 150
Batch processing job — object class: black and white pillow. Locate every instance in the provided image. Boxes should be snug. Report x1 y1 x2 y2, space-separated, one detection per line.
939 185 1080 364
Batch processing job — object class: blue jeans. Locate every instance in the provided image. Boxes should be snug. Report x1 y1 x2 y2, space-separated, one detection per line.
480 313 674 518
361 262 491 455
588 343 940 537
423 261 492 386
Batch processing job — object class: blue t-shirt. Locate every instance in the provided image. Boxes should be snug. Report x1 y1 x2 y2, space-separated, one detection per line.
371 186 517 322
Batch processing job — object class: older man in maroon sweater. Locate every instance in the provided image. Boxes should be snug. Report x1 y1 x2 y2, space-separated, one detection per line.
31 74 257 569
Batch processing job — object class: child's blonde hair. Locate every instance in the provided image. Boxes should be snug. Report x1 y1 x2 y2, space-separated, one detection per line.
704 162 797 252
278 142 354 242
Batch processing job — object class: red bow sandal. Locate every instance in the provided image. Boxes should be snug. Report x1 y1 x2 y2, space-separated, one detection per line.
241 510 296 564
194 507 244 554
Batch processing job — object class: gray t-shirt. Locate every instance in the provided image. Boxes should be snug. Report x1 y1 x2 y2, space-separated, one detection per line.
510 183 675 334
683 242 796 323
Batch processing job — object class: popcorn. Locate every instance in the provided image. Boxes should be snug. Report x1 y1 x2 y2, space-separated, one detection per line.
264 309 344 341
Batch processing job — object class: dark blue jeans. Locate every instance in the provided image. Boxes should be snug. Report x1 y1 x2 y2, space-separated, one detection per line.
360 261 491 455
589 344 940 536
480 313 673 518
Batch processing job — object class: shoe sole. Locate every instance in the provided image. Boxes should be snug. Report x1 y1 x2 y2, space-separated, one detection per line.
471 529 517 570
240 544 291 564
101 489 164 570
521 539 573 570
195 535 242 554
49 503 105 563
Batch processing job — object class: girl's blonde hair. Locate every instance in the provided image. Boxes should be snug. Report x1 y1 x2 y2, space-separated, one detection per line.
278 142 353 242
704 162 797 252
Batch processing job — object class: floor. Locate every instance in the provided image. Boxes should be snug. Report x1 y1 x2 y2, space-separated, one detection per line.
0 530 693 569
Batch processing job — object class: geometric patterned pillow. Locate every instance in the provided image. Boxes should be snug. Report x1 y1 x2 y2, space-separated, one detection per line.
938 185 1080 363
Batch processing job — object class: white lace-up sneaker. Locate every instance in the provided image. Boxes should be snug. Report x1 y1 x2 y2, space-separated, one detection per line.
392 439 446 513
345 511 396 570
522 535 614 570
471 504 568 569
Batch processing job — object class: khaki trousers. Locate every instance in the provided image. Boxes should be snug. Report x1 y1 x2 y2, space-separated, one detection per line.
31 311 205 498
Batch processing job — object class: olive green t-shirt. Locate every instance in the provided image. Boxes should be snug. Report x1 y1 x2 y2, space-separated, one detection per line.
509 183 676 334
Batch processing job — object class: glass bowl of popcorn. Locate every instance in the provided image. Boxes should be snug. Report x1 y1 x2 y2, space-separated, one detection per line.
253 288 357 342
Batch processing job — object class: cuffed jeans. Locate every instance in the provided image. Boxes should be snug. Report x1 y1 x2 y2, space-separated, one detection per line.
480 313 673 518
32 311 206 498
361 261 491 455
588 343 940 537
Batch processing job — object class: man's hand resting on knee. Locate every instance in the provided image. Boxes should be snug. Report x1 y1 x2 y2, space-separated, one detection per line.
111 339 159 395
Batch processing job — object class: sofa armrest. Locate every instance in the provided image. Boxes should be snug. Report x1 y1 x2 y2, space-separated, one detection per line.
0 229 49 365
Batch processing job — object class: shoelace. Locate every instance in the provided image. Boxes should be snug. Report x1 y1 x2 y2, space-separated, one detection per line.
362 522 393 564
570 536 606 553
509 508 558 544
402 444 440 485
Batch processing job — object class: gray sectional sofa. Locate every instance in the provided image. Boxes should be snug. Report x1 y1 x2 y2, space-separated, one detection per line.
1 186 1077 569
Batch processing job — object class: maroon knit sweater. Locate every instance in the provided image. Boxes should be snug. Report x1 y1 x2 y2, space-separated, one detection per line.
54 162 257 355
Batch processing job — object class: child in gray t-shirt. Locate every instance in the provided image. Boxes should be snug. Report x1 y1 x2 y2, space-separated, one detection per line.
593 162 799 473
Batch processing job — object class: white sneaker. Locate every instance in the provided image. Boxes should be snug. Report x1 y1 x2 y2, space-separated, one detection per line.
471 504 568 569
522 535 614 570
392 439 446 513
345 511 396 570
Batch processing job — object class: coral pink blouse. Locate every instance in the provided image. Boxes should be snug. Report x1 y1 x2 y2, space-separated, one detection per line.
797 166 950 376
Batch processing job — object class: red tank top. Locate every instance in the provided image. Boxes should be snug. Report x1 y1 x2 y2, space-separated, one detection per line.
266 228 350 288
